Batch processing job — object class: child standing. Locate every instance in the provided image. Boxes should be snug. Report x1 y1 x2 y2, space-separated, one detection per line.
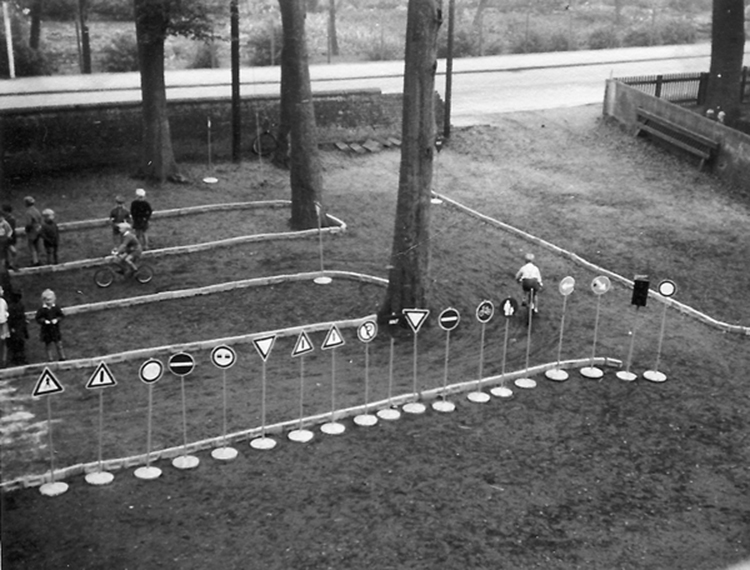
109 195 132 248
35 289 66 361
40 209 60 265
0 286 8 367
130 188 153 250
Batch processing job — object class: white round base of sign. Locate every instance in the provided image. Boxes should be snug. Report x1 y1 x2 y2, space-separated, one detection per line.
134 466 162 480
211 447 239 461
250 437 277 450
321 421 346 435
545 368 569 382
432 399 456 413
490 386 514 398
40 481 68 497
402 402 426 414
172 455 200 470
430 197 443 205
288 429 314 443
616 370 638 382
313 276 332 285
643 370 667 383
202 177 218 184
377 407 401 421
514 378 537 389
354 414 378 427
467 391 490 403
580 366 604 380
85 471 114 486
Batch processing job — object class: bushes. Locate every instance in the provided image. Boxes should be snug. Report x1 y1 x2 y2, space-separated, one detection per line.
100 33 139 72
0 37 53 77
189 40 221 69
246 24 283 66
587 27 620 50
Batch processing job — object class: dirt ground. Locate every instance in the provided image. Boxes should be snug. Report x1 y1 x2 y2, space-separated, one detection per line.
1 104 749 570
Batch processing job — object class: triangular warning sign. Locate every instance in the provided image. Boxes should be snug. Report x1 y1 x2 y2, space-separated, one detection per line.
292 332 314 358
253 335 277 362
86 362 117 389
32 368 64 397
321 325 345 350
402 308 430 334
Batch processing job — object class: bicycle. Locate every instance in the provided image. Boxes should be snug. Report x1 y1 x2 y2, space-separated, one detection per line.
252 129 277 157
94 255 154 288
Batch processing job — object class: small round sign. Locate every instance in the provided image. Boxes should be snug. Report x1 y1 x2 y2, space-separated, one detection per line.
559 276 575 296
139 359 164 385
500 297 519 319
438 307 460 332
357 320 378 343
591 276 611 296
168 352 195 377
211 345 237 370
658 279 677 298
476 300 495 324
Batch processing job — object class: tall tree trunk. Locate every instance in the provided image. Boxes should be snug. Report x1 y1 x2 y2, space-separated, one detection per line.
134 0 183 183
78 0 91 73
380 0 442 319
279 0 323 230
29 0 43 49
705 0 746 125
328 0 339 56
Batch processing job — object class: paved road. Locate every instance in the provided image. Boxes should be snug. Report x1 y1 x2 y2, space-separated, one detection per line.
1 43 748 125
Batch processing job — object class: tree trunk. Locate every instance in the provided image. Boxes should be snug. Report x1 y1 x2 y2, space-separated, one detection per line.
705 0 746 125
134 0 184 183
328 0 339 56
279 0 324 230
380 0 442 319
29 0 43 49
79 0 91 74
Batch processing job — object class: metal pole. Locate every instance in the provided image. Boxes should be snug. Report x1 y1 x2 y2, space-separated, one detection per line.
443 0 455 139
231 0 241 163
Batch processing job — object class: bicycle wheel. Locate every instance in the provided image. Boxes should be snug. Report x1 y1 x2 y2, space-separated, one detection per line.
135 264 154 285
252 131 277 157
94 267 115 288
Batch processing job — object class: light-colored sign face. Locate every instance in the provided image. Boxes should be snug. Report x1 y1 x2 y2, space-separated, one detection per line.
658 279 677 298
402 309 430 334
292 332 314 358
475 300 495 324
253 335 277 362
500 297 519 318
559 276 576 297
357 321 378 343
211 345 237 370
591 276 611 296
438 308 460 332
168 352 195 377
322 325 346 350
139 359 164 385
33 368 64 397
86 362 117 389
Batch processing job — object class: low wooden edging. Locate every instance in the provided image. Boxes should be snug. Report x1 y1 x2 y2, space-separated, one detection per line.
0 356 621 492
434 192 750 337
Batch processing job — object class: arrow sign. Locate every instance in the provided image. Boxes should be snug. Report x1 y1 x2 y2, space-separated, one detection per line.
211 345 237 370
139 359 164 384
591 276 611 295
32 368 64 397
559 276 576 297
475 300 495 324
168 353 195 377
253 335 277 362
501 297 519 318
322 325 345 350
402 309 429 334
292 332 314 357
357 321 378 343
438 307 460 331
86 362 117 389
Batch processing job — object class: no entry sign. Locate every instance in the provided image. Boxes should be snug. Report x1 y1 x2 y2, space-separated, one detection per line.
438 307 460 331
168 353 195 376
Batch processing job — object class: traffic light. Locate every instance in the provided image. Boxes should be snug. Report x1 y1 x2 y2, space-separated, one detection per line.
632 275 650 307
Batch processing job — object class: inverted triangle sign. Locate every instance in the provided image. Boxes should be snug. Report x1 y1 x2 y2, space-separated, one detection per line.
86 362 117 389
402 308 430 334
253 335 277 362
321 325 345 350
32 368 64 397
292 332 314 357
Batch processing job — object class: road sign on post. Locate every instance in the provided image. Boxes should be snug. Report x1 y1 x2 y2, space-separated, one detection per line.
139 359 164 385
168 353 195 377
475 300 494 324
211 345 237 370
32 368 64 397
438 307 460 331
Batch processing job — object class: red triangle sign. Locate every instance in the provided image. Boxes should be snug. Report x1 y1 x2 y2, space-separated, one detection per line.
32 368 64 397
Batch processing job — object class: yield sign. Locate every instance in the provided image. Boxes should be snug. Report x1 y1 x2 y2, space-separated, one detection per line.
402 309 429 334
292 332 314 358
321 325 345 350
32 368 64 397
253 335 277 362
86 362 117 389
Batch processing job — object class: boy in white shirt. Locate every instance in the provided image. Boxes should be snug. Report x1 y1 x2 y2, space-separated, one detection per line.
515 253 543 313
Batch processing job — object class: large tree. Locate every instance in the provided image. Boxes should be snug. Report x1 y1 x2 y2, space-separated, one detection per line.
278 0 324 230
133 0 210 183
705 0 746 125
379 0 442 319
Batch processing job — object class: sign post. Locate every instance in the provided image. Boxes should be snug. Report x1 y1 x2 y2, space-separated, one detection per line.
85 362 117 485
468 300 493 403
515 289 539 389
33 368 67 496
320 325 346 434
210 345 239 460
354 320 379 426
580 276 611 379
617 275 650 382
169 352 199 470
546 277 576 381
402 308 430 414
134 358 164 480
251 335 278 449
313 201 332 285
377 331 401 421
289 332 315 442
433 307 460 412
644 279 676 383
490 297 517 398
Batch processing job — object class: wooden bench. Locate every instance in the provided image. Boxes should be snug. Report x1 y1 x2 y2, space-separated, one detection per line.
634 108 720 170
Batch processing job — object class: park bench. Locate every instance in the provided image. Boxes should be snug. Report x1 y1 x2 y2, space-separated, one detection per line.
634 108 720 170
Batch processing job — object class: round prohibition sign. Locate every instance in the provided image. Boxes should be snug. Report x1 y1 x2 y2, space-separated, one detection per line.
139 359 164 385
168 352 195 377
658 279 677 298
438 307 460 331
475 300 495 324
357 320 378 343
211 345 237 369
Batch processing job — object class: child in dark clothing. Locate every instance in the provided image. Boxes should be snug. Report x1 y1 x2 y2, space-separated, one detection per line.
40 209 60 265
109 195 132 248
35 289 66 361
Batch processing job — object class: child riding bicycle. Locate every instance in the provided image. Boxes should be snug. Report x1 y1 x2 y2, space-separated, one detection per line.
515 253 543 314
113 222 142 277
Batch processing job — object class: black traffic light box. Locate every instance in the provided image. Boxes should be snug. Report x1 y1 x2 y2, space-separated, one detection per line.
632 275 650 307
